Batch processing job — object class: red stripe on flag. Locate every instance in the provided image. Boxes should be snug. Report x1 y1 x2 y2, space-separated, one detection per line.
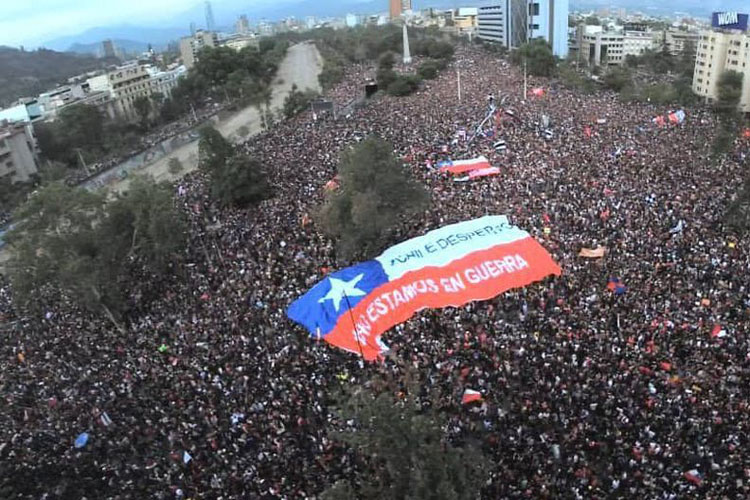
324 236 561 360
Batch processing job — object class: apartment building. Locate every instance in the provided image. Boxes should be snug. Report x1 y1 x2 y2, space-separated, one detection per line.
0 122 39 183
179 30 218 69
477 0 569 57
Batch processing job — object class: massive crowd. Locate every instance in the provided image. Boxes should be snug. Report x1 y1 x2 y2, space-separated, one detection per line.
2 43 750 499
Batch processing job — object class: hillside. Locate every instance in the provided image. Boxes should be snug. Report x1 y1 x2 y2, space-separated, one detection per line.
0 46 116 107
68 39 152 57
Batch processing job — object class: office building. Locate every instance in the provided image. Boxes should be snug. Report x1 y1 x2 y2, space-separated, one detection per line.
453 8 479 35
222 35 259 51
87 62 153 119
693 12 750 111
0 100 42 124
205 1 216 31
179 30 218 69
0 122 39 183
102 39 117 59
236 15 250 34
477 0 569 57
665 29 700 56
346 13 360 28
390 0 402 20
147 66 187 100
579 26 623 66
578 24 658 67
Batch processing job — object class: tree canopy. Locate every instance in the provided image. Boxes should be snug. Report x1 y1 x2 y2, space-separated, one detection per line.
198 125 272 207
321 376 489 500
6 177 186 326
317 136 429 260
512 39 557 77
282 84 319 119
716 70 743 114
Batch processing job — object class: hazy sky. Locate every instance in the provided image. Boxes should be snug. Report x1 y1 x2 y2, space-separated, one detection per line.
3 0 744 48
0 0 207 46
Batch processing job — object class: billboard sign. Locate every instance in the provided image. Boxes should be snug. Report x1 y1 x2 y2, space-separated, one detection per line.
712 12 749 31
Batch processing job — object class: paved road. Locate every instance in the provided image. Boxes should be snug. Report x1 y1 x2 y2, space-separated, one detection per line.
111 42 323 193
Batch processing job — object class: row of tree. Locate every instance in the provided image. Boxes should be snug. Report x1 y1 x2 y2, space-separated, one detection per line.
160 38 290 124
322 372 489 500
308 25 455 95
7 176 185 328
33 37 291 175
7 123 272 327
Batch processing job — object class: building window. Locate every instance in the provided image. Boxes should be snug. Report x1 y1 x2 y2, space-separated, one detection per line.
529 2 540 16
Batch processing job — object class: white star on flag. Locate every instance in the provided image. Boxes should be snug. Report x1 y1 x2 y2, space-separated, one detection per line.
318 273 367 311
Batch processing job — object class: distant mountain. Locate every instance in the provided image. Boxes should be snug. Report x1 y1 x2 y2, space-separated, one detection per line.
42 25 187 53
0 46 115 107
68 39 153 57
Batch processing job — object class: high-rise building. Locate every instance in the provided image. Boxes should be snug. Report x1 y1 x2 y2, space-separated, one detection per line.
402 0 412 12
477 0 569 58
205 1 216 31
101 39 116 59
693 12 750 111
0 122 39 183
390 0 402 20
179 30 218 69
236 15 250 34
190 22 197 36
87 62 153 119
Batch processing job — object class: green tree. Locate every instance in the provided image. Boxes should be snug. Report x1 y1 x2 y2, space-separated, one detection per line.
322 376 489 500
105 176 186 272
712 71 743 158
512 39 557 77
417 59 440 80
378 51 396 70
376 67 398 91
6 178 185 327
132 96 152 130
726 173 750 233
387 75 421 96
7 184 117 324
716 70 743 114
167 157 184 175
211 154 271 207
283 84 319 119
584 15 601 26
318 136 429 260
679 40 696 77
198 125 234 173
602 66 633 92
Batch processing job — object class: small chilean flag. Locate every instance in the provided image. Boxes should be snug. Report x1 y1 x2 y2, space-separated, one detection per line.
439 156 491 174
462 388 483 404
684 469 703 486
711 324 726 338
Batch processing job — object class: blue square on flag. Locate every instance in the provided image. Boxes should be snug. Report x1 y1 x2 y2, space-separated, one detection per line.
287 261 388 338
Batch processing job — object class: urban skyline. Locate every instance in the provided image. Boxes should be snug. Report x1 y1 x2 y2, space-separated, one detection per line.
2 0 745 49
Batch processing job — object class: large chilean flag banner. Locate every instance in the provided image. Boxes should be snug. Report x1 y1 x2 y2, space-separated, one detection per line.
287 216 561 360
